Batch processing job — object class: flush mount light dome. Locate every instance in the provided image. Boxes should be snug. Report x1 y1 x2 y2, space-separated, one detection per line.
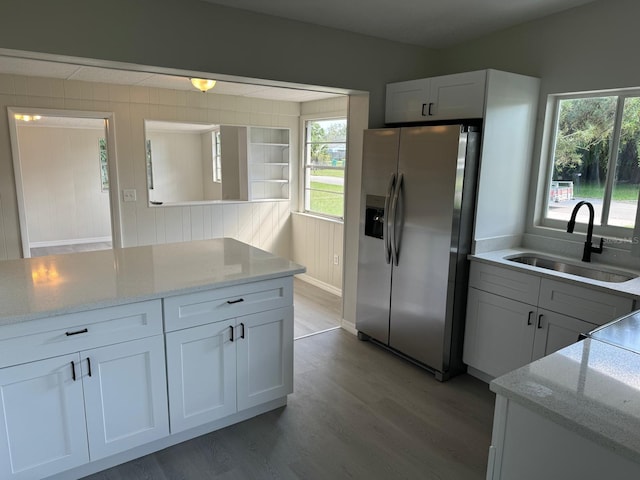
190 78 216 93
14 114 42 122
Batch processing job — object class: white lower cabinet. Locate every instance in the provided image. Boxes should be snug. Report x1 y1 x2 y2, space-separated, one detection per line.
0 354 89 480
488 397 640 479
462 289 536 378
166 319 237 432
0 276 296 479
81 335 169 460
463 261 634 379
0 335 168 479
531 309 595 360
167 306 293 433
236 307 294 411
463 289 597 378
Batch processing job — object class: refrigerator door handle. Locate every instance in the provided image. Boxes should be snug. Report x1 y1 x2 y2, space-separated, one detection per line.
384 173 396 264
391 173 404 266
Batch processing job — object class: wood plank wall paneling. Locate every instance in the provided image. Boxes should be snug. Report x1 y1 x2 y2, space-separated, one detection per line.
0 73 301 260
291 213 343 292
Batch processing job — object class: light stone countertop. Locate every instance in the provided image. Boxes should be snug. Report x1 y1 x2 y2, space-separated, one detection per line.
491 338 640 464
0 238 305 327
470 248 640 299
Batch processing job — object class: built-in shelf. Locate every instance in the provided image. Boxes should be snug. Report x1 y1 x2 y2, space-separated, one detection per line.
248 127 290 201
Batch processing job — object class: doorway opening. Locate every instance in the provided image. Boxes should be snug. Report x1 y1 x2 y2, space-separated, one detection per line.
8 108 119 258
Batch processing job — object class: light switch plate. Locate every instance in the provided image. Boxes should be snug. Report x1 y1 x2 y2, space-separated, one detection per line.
123 189 137 202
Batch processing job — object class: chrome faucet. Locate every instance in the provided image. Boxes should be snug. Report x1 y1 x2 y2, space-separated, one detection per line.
566 201 603 262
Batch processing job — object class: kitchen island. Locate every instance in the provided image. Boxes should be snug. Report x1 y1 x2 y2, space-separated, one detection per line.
487 335 640 479
0 238 304 480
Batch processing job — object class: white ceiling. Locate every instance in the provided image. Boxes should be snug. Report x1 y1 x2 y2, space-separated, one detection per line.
201 0 598 48
0 54 344 102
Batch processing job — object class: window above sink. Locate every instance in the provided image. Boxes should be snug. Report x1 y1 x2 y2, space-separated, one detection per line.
538 88 640 246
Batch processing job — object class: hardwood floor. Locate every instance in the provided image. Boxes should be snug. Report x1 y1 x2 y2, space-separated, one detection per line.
293 278 341 338
83 329 495 480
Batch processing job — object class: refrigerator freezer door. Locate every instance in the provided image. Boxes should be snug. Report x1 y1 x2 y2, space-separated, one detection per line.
356 129 400 343
389 125 468 370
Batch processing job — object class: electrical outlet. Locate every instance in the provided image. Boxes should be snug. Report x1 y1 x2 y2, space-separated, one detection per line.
333 254 339 265
122 189 137 202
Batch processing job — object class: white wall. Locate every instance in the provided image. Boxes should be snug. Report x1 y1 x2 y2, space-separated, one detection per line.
0 73 299 259
17 125 111 245
147 131 204 203
440 0 640 266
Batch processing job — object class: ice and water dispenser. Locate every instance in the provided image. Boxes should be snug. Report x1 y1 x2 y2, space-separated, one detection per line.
364 195 385 239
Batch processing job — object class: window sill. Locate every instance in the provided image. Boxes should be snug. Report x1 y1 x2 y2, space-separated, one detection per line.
292 211 344 225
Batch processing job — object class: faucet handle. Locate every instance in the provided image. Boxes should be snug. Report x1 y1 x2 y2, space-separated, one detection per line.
592 237 604 254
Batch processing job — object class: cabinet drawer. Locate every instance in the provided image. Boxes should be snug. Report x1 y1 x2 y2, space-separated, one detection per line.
0 300 163 368
538 279 634 325
469 262 540 305
164 277 293 332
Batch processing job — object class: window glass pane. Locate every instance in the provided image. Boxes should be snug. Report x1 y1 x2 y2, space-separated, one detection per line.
304 118 346 218
609 97 640 227
547 96 617 225
306 166 344 217
306 119 347 144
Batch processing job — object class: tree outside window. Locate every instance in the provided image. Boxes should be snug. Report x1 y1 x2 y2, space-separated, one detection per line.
304 118 347 218
546 94 640 230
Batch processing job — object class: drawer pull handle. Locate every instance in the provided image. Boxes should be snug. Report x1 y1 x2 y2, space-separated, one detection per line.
240 322 245 339
87 357 92 377
66 328 88 336
537 314 544 329
227 298 244 305
229 325 234 342
71 361 76 381
527 311 534 326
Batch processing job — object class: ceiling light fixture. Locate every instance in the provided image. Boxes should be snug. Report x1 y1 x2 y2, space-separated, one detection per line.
14 114 42 122
190 78 216 93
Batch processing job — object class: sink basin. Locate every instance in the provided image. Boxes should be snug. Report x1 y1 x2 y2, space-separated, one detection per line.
506 255 638 283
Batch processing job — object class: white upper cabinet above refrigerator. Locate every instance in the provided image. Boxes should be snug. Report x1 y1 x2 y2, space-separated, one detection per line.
385 70 486 124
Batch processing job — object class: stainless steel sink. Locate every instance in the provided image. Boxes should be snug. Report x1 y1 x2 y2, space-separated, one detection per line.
506 255 638 283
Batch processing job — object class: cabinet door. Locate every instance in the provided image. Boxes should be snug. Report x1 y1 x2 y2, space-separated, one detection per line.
532 309 596 361
385 78 430 124
429 71 486 120
0 354 89 479
81 335 169 460
237 307 293 411
463 288 536 378
166 319 237 433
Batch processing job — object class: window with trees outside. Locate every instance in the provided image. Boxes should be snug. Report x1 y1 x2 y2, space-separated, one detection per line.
303 118 347 219
544 92 640 235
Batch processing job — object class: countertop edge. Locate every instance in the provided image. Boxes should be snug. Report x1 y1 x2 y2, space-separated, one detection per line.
490 339 640 465
469 248 640 299
0 267 305 327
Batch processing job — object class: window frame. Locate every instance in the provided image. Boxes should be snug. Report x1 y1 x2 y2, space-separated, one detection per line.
539 88 640 242
300 115 347 221
212 128 222 183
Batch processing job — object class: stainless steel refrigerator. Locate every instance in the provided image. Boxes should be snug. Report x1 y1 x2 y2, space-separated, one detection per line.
356 124 480 381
